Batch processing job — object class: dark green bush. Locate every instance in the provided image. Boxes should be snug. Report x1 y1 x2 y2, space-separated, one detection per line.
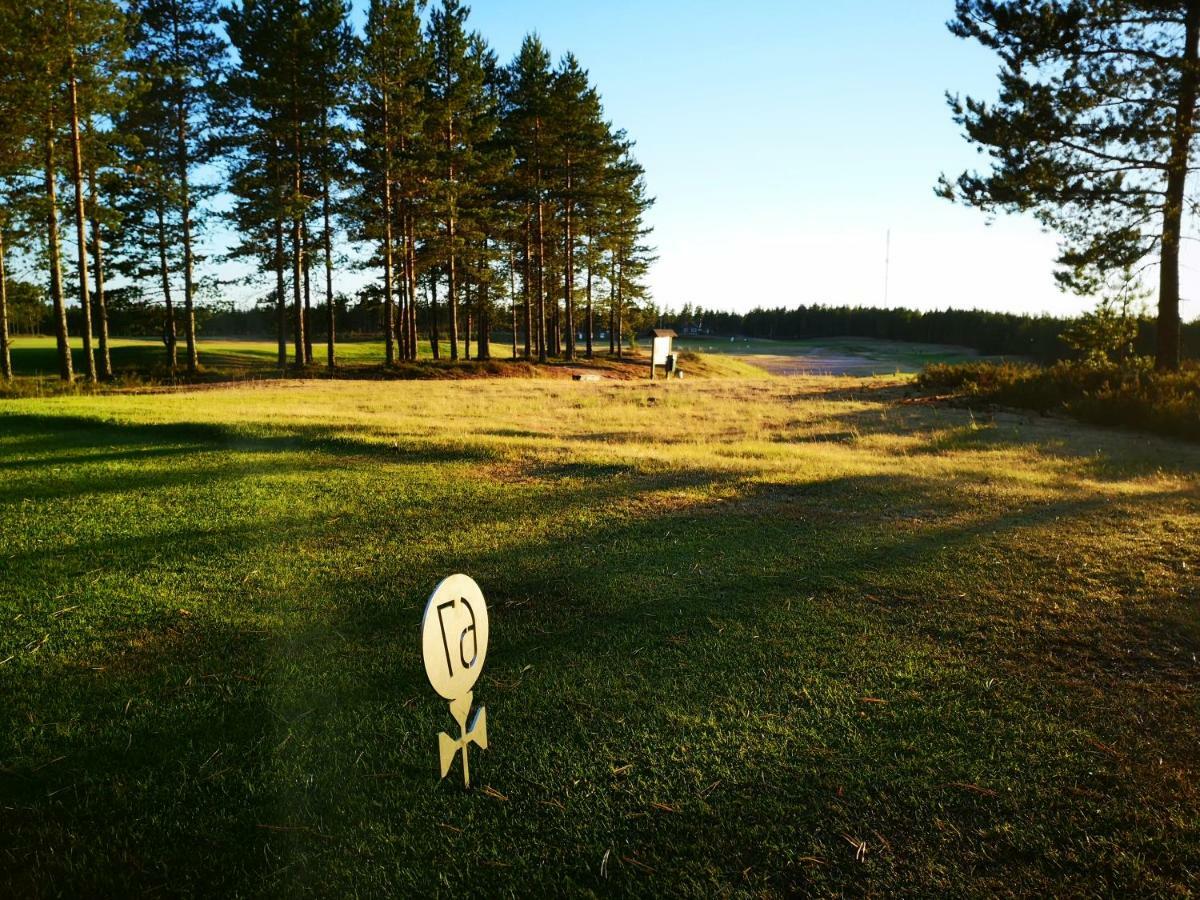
918 359 1200 441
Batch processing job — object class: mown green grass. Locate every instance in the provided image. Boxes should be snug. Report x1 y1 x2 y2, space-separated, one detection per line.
6 335 636 378
3 335 767 397
1 378 1198 896
8 334 975 383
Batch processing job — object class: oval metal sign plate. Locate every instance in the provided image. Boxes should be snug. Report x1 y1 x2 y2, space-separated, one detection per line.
421 573 489 702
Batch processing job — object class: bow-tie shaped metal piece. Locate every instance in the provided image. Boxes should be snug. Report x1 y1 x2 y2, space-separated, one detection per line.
438 690 487 787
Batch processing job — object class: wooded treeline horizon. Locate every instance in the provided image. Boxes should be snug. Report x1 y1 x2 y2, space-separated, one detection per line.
0 0 655 383
10 285 1198 368
668 303 1200 364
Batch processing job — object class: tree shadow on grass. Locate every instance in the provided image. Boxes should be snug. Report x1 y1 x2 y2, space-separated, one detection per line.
0 616 277 896
0 413 503 504
0 440 741 895
2 411 1198 895
817 403 1200 480
290 470 1199 894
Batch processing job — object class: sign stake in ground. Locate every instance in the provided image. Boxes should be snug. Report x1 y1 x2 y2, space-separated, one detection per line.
421 574 489 787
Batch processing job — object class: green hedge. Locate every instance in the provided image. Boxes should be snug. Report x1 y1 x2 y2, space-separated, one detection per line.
917 359 1200 442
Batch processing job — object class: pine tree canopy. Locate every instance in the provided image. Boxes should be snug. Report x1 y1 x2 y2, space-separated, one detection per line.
941 0 1200 370
0 0 655 377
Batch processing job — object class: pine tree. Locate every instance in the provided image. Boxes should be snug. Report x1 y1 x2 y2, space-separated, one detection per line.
606 154 655 358
425 0 494 361
0 227 9 380
5 1 83 381
137 0 224 374
0 3 40 380
941 0 1200 371
222 0 323 369
0 193 12 379
547 54 612 361
460 48 506 361
502 35 554 363
308 0 353 369
354 0 429 366
112 120 185 371
83 119 120 379
222 0 286 367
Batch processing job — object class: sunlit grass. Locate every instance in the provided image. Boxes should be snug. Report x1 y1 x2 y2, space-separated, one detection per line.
3 335 768 395
1 376 1197 894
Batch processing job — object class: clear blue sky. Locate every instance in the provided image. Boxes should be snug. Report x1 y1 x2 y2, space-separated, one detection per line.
202 1 1197 319
455 0 1061 316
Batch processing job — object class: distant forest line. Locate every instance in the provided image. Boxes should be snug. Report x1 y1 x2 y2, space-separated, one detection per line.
662 305 1200 364
10 282 1197 366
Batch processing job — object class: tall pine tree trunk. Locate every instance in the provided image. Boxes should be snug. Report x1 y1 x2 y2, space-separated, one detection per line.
179 170 198 375
173 15 198 375
447 116 459 361
1158 2 1200 372
509 245 518 360
303 220 314 364
479 245 490 360
274 214 286 368
292 217 305 366
551 279 561 357
430 271 441 359
406 218 415 360
87 163 112 379
399 266 410 361
448 223 459 360
45 108 73 383
291 116 306 368
536 194 547 363
155 204 177 372
585 237 594 359
523 217 533 360
405 211 418 361
563 171 576 361
464 279 471 361
66 46 96 383
615 253 624 359
395 195 409 362
382 203 395 365
400 254 410 360
382 95 396 365
609 253 617 355
0 228 11 380
322 155 336 369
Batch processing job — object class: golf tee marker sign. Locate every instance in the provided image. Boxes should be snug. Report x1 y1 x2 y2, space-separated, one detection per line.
421 574 489 787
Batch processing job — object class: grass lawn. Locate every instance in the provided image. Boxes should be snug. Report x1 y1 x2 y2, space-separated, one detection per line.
6 334 983 385
1 375 1198 895
3 335 766 392
2 334 615 378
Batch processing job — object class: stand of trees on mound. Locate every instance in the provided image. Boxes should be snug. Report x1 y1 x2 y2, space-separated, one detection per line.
0 0 655 382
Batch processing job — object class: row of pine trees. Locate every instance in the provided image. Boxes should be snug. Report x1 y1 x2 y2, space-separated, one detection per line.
0 0 655 381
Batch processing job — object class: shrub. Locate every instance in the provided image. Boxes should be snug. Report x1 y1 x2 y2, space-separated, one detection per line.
918 359 1200 441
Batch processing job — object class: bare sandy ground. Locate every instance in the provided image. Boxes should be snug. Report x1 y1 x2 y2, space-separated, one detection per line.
745 353 905 376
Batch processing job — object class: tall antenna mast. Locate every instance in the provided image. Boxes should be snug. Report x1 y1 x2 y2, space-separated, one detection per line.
884 229 891 306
